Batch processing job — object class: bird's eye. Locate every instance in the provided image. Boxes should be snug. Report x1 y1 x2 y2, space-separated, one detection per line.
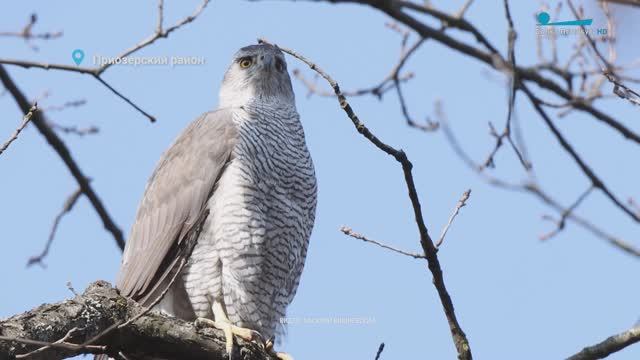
275 58 285 72
239 57 253 69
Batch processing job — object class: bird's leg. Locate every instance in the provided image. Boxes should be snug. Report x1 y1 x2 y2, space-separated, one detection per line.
195 300 265 359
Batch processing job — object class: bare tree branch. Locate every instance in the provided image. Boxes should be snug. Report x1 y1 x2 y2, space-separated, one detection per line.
103 0 210 77
0 65 125 251
567 325 640 360
478 0 531 171
340 226 426 259
436 189 471 248
521 83 640 223
0 281 276 360
47 122 99 137
0 13 62 51
42 99 87 112
14 327 82 359
540 185 593 241
91 75 156 122
277 0 640 143
374 342 385 360
264 0 640 247
436 102 640 257
605 72 640 106
603 0 640 6
0 103 37 156
565 0 640 107
0 0 210 77
0 0 211 122
27 185 84 268
260 38 473 360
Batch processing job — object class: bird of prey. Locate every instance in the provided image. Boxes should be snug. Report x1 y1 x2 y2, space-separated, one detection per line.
115 44 317 359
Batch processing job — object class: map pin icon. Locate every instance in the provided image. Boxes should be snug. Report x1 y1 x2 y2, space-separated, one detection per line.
71 49 85 66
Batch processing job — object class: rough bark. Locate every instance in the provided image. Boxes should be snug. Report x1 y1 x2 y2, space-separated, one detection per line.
0 281 276 360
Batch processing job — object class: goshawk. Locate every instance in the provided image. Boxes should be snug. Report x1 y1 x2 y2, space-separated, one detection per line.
116 43 317 358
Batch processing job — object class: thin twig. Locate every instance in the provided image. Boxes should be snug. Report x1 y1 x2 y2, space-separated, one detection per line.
66 281 78 296
540 186 593 241
0 13 63 51
604 72 640 106
340 226 426 259
566 0 640 106
0 335 105 356
437 102 640 257
48 122 99 136
92 75 156 122
292 23 439 131
436 190 471 248
629 198 640 218
0 103 37 156
344 0 640 144
374 343 385 360
567 0 610 73
15 327 82 359
0 65 125 251
603 0 640 6
521 83 640 223
157 0 164 34
567 325 640 360
455 0 474 18
293 69 414 98
0 0 211 122
103 0 210 76
42 99 87 112
480 0 530 171
27 185 85 268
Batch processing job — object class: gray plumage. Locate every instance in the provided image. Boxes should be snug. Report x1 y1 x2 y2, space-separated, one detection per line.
116 44 317 343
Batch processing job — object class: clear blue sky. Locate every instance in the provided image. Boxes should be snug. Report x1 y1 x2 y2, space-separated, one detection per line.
1 1 639 359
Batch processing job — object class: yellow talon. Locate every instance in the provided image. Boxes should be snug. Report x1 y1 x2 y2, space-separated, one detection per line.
195 301 266 359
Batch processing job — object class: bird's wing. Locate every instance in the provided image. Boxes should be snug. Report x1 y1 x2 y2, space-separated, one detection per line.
116 109 237 303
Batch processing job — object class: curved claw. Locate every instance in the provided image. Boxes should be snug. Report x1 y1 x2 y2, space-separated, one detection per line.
194 317 267 359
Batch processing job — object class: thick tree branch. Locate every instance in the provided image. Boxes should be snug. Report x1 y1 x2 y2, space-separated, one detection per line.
0 281 275 360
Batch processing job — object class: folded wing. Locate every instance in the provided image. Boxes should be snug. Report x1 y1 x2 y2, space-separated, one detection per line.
117 109 237 304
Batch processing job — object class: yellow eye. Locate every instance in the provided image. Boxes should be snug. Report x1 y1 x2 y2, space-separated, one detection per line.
239 58 252 68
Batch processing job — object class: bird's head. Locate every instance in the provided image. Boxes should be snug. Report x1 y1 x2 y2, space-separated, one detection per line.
219 44 295 108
